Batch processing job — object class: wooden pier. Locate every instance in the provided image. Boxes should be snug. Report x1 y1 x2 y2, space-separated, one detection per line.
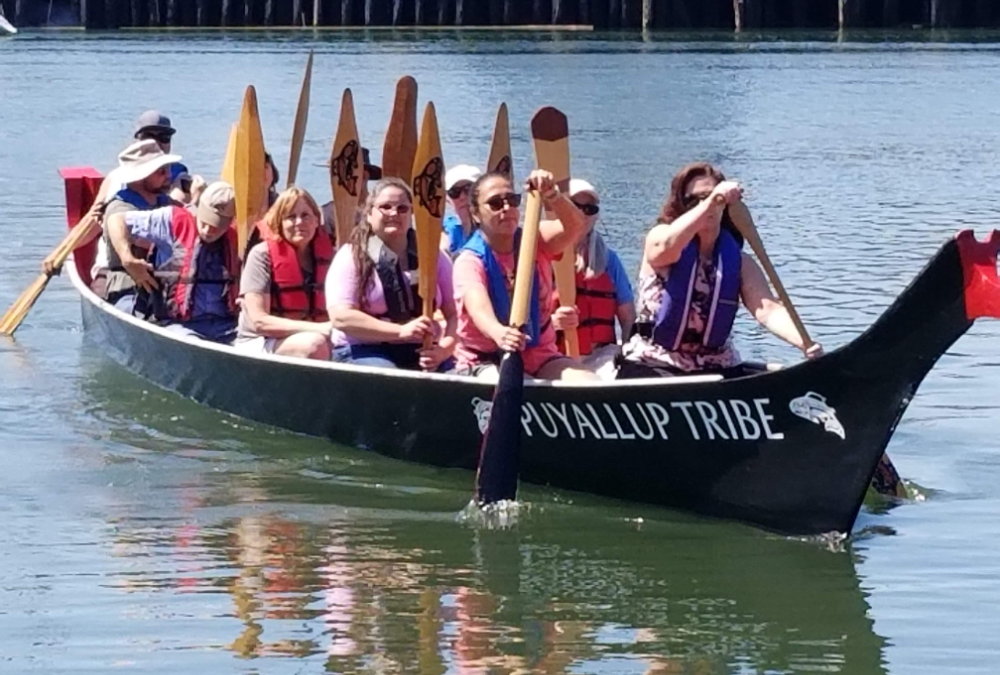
2 0 998 30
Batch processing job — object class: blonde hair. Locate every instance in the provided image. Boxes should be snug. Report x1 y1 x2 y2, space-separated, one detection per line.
261 187 322 243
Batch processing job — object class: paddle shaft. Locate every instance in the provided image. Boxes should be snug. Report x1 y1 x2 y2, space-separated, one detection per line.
474 190 543 505
286 51 313 188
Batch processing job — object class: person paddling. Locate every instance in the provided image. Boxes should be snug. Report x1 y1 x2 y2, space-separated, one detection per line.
620 162 822 379
551 179 636 372
439 164 482 256
92 139 180 311
326 178 457 371
453 170 599 382
235 187 334 360
104 182 240 342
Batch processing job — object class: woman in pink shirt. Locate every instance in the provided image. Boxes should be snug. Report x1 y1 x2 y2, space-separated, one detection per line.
453 170 598 381
326 178 457 371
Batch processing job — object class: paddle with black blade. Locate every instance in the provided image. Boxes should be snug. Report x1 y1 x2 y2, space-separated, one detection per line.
411 102 445 351
329 88 362 249
530 106 580 359
474 189 544 506
728 199 906 498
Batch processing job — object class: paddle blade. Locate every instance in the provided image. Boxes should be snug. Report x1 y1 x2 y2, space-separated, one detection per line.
0 274 49 336
330 88 362 249
487 102 513 184
382 75 418 182
234 86 268 258
412 101 445 324
475 351 525 505
220 123 238 185
286 51 314 188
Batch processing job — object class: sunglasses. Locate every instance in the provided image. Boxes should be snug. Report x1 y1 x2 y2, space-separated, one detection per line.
484 192 522 212
682 192 713 209
376 203 412 215
573 202 600 216
447 184 471 200
140 132 173 145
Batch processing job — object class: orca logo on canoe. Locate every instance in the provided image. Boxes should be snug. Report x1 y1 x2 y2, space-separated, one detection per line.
789 392 845 439
413 157 445 218
331 139 360 197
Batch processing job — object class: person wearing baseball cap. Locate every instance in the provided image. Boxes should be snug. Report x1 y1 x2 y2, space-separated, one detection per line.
550 179 635 376
104 181 241 343
132 110 200 204
440 164 482 257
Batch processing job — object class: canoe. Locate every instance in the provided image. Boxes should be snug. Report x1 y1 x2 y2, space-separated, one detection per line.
58 167 1000 536
0 14 16 35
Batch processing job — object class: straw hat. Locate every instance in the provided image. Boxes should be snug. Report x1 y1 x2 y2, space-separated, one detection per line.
115 139 182 185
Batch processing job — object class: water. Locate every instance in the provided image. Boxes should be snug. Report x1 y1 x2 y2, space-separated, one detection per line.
2 31 1000 674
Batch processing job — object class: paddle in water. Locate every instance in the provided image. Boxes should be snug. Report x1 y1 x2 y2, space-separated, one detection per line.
411 102 445 350
487 102 513 184
727 199 906 498
474 189 544 506
531 106 580 359
285 51 314 188
329 88 362 249
233 86 267 258
382 75 418 183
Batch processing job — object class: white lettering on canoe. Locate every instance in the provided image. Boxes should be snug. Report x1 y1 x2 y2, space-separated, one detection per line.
471 397 789 442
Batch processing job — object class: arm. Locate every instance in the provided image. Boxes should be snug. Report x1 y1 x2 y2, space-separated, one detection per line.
740 253 812 352
643 198 721 270
329 306 421 343
617 302 636 343
106 211 158 292
538 191 587 257
242 292 332 338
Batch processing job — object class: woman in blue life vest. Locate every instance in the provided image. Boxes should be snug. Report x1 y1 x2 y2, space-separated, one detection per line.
235 187 335 361
619 162 823 379
439 164 482 257
326 178 458 371
551 179 636 374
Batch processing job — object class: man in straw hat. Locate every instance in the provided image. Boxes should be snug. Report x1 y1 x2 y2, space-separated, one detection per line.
104 181 240 343
92 139 182 308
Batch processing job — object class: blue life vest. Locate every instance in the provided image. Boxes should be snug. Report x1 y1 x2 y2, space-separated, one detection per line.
114 187 171 210
444 214 473 255
653 230 742 351
462 229 542 346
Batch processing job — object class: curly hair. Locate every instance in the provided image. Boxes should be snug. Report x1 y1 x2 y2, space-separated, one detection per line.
349 178 413 310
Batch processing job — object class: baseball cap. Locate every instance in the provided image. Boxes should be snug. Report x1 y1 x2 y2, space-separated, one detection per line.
197 181 236 229
446 164 482 190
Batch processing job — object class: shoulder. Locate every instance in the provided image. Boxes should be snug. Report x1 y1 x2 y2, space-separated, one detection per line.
246 242 271 268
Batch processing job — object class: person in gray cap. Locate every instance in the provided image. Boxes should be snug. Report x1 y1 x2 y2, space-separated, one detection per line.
104 182 240 343
134 110 200 205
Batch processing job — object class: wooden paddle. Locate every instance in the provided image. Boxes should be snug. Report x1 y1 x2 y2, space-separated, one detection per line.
220 123 238 185
727 198 906 498
381 75 418 183
487 102 513 184
233 86 267 258
531 106 580 359
0 170 104 336
285 51 314 188
411 102 445 350
474 189 543 506
329 88 362 249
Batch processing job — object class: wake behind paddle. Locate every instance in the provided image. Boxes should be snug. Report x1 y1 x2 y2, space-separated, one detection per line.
474 189 544 507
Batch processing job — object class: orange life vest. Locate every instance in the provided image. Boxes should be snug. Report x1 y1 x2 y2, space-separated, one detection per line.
266 231 334 322
557 270 617 356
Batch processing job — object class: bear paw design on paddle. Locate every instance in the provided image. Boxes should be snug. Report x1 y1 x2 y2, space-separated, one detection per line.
471 397 493 435
789 392 846 440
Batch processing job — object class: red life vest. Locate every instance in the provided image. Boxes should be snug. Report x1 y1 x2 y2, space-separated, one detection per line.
574 271 618 356
159 206 240 322
266 231 334 322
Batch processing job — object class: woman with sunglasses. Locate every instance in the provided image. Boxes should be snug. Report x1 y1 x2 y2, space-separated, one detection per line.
326 178 457 371
452 170 599 381
551 180 636 374
439 164 482 256
620 162 822 379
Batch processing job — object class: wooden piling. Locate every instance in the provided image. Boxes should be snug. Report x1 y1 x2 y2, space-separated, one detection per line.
733 0 743 31
313 0 320 24
641 0 650 29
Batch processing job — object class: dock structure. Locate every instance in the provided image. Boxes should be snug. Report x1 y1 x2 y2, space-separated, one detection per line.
1 0 997 30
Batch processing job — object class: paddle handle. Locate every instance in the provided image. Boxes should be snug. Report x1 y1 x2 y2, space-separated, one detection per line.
726 199 814 351
510 191 543 329
552 251 580 358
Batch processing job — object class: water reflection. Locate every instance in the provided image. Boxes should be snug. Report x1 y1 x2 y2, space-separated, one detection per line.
84 359 887 675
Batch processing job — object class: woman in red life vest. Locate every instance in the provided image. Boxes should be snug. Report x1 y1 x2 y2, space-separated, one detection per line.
619 163 823 379
551 179 636 374
235 187 335 360
452 170 599 381
326 178 457 371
